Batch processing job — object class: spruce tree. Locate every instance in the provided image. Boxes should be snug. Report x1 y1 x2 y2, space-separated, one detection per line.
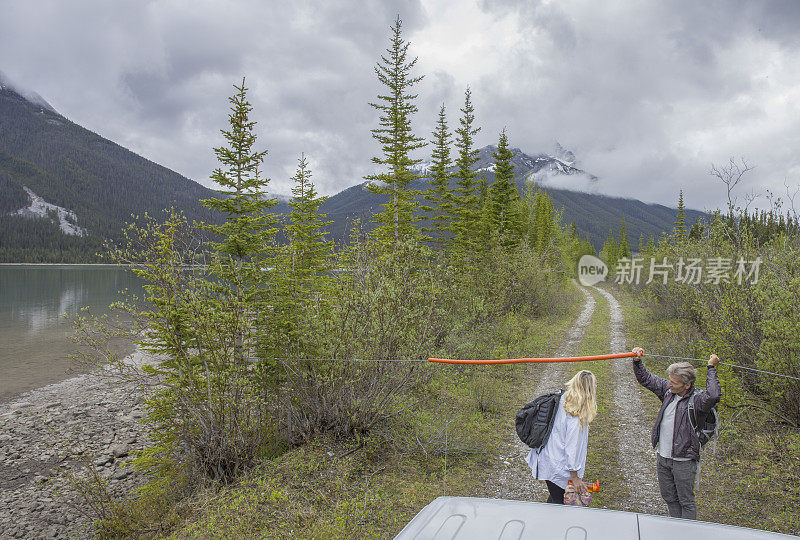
675 189 687 240
449 87 481 256
421 104 453 247
286 155 333 280
644 235 656 255
283 154 333 356
602 228 620 269
201 78 278 366
478 173 489 205
531 189 555 254
202 78 277 261
618 217 630 258
130 78 278 479
488 128 521 248
365 15 426 248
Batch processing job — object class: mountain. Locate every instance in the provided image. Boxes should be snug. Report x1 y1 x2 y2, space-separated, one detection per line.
471 143 599 188
1 77 700 260
0 74 220 262
316 144 703 250
410 143 597 191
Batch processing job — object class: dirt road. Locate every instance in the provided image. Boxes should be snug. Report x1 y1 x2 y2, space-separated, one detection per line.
484 282 667 516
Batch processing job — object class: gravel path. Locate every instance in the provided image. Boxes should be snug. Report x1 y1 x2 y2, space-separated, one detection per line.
593 285 664 515
0 352 153 539
486 283 596 501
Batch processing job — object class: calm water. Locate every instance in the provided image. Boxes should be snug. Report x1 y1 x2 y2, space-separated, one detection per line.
0 265 144 401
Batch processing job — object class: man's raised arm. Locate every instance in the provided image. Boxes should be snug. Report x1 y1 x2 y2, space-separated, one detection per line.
694 353 721 413
631 347 668 401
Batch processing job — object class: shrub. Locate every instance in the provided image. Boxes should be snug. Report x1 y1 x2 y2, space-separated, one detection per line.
276 238 447 444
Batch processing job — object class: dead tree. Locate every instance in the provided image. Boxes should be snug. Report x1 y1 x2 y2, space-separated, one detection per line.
709 157 755 217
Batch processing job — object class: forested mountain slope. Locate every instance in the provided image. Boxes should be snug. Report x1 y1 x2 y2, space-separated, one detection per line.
0 81 220 261
311 145 706 250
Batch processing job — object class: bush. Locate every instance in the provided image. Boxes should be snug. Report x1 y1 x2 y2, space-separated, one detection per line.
74 211 278 483
276 239 447 444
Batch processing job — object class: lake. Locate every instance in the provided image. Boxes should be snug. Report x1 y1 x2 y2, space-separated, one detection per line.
0 265 144 402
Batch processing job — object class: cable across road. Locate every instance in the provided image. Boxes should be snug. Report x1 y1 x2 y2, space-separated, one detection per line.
285 351 800 381
645 353 800 382
286 352 640 364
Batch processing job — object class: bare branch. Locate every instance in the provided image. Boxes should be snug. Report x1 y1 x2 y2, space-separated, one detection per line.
709 156 755 215
741 189 759 214
764 188 782 215
784 178 800 220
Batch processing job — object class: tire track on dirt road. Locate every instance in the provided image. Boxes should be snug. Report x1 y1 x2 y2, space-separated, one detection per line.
487 282 596 501
593 285 664 515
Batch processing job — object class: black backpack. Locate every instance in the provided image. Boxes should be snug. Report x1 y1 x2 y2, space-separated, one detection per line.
688 392 719 446
515 389 564 451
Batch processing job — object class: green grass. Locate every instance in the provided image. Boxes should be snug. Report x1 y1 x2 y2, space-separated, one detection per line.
162 437 487 539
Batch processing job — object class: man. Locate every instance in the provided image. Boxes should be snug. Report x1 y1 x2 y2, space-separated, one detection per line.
631 347 720 520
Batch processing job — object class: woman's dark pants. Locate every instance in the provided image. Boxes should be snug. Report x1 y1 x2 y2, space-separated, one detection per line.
545 480 565 504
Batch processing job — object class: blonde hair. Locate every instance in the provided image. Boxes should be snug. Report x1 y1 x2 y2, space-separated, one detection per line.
563 370 597 428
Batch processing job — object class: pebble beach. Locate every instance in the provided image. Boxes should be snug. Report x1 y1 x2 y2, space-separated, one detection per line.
0 351 153 539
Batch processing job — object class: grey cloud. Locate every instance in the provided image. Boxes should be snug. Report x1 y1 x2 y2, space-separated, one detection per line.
462 0 800 208
2 0 800 210
1 0 428 196
417 69 459 140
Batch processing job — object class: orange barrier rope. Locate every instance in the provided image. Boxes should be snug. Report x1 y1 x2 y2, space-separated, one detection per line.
428 351 642 365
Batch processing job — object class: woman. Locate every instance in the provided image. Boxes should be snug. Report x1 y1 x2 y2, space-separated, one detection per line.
525 370 597 504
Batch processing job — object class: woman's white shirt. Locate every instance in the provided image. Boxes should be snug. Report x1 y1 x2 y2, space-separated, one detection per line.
524 394 589 489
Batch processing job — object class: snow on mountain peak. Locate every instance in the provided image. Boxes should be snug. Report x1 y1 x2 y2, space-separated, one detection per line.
553 142 576 166
410 161 432 175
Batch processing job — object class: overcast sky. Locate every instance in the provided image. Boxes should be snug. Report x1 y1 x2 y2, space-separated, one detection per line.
2 0 800 212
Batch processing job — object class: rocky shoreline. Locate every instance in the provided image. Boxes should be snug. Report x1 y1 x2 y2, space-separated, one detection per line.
0 352 153 539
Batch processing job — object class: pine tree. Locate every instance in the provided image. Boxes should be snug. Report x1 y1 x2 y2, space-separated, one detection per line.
531 189 555 254
449 87 481 256
602 227 620 269
421 104 453 248
675 189 687 240
569 221 579 238
125 79 278 479
478 173 489 204
283 154 333 356
617 217 630 258
202 78 277 261
644 235 656 255
286 155 333 282
586 236 597 255
201 78 278 366
488 128 521 248
365 15 426 248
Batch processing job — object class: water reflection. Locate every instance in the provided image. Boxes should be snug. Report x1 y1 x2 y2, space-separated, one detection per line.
12 284 88 333
0 265 144 401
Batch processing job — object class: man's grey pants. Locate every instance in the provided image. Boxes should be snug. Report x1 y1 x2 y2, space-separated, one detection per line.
656 455 698 519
